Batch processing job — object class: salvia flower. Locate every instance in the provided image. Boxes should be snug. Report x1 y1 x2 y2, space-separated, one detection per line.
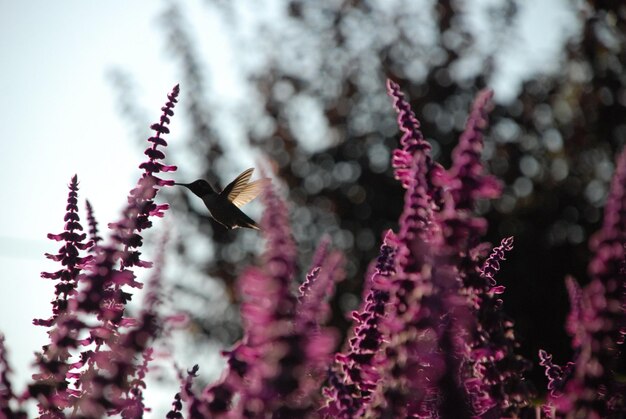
68 85 179 416
202 181 300 416
549 146 626 417
0 334 27 418
22 85 180 418
322 231 396 418
386 79 445 207
168 366 202 419
465 237 533 416
362 82 531 418
202 182 344 418
299 235 330 299
235 183 313 416
30 175 93 416
564 275 583 348
85 199 103 250
446 89 501 210
365 152 446 417
35 175 93 327
538 350 575 397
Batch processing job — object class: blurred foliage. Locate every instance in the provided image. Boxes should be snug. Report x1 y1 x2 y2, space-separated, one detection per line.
113 0 625 391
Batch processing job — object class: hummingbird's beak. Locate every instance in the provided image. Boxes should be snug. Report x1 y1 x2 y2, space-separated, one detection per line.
173 183 192 190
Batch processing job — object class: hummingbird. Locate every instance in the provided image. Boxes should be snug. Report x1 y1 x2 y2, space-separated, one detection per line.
175 168 269 230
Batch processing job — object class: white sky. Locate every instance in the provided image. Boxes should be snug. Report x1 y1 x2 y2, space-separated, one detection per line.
0 0 579 415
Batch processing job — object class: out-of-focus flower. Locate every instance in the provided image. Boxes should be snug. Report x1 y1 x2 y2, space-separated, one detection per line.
548 147 626 417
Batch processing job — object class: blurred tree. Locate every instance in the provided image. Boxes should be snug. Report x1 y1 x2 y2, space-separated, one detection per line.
113 0 625 392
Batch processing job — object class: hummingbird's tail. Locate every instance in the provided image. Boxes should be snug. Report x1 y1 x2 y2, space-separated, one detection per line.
232 208 262 230
241 220 261 231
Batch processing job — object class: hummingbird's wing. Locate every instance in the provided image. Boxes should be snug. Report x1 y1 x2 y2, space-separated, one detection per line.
220 168 270 208
221 168 254 200
231 178 271 208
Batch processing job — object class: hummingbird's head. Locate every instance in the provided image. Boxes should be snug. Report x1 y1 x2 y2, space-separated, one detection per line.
174 179 216 197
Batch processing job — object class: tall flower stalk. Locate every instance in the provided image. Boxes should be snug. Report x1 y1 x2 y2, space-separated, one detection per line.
23 85 179 417
542 146 626 417
199 179 346 417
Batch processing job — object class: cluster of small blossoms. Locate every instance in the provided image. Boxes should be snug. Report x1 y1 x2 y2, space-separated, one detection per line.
197 180 345 417
29 175 94 416
10 85 179 417
540 145 626 417
321 231 395 418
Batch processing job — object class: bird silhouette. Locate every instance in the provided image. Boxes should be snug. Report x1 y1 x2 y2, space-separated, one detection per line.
175 168 269 230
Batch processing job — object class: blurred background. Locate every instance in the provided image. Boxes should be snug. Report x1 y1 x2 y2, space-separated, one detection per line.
1 0 625 413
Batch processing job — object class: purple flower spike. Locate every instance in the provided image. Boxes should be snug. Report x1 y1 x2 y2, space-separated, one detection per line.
564 276 582 347
364 155 452 418
480 236 514 289
169 365 204 418
235 182 304 415
538 350 574 397
464 237 533 416
202 182 301 417
1 334 26 418
109 84 179 270
322 231 395 418
446 89 501 210
369 84 529 418
208 182 344 418
85 199 102 250
29 86 181 417
386 79 445 207
35 175 93 327
297 249 344 331
552 147 626 417
139 84 179 181
299 235 331 298
295 249 345 403
29 175 96 416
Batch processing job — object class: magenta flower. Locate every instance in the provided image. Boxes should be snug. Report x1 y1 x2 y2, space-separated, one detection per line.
543 147 626 417
544 149 626 417
539 349 574 397
84 199 103 250
0 334 27 418
358 82 531 418
321 231 395 417
29 175 94 416
35 175 93 328
235 182 318 416
299 236 330 298
202 181 300 416
364 150 449 417
23 85 180 417
200 182 344 417
69 85 179 416
446 89 501 210
386 79 445 207
464 237 533 416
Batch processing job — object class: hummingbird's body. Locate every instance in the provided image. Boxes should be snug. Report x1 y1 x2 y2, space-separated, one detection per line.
175 168 269 230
